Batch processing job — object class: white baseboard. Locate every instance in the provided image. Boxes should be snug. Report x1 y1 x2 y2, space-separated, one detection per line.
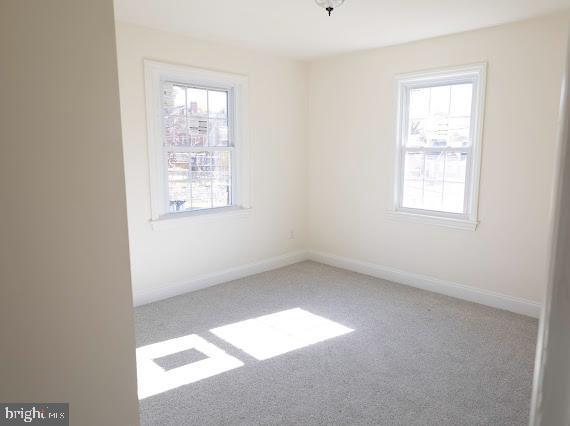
134 248 542 318
307 250 542 318
133 250 309 307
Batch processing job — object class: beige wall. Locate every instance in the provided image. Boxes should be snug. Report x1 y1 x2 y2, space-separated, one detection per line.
531 30 570 426
0 1 139 425
116 23 308 304
307 13 569 303
119 14 569 307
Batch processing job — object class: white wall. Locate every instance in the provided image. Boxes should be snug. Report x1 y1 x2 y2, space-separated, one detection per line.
307 13 569 304
0 1 139 424
531 30 570 425
118 14 568 310
116 23 308 304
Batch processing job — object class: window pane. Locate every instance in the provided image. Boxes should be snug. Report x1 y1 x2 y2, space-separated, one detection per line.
212 152 232 207
208 90 227 118
429 85 450 115
163 84 188 146
402 150 467 214
188 117 207 147
407 119 427 147
402 180 423 209
425 152 445 181
409 88 430 119
164 116 189 146
191 176 212 209
167 152 190 212
162 84 186 117
187 88 208 147
448 116 471 147
187 88 207 115
442 152 467 213
450 84 473 116
423 180 444 211
404 152 424 180
208 117 229 146
444 152 467 183
442 182 465 213
406 83 474 148
191 151 231 210
208 90 229 147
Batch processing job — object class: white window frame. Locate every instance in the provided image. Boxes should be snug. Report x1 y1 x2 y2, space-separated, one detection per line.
389 63 487 231
144 60 250 229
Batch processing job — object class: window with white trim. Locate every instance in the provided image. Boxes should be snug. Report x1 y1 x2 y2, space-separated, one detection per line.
145 61 250 223
394 64 485 228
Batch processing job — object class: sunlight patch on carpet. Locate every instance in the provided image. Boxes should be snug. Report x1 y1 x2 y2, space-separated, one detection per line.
210 308 353 360
136 334 243 399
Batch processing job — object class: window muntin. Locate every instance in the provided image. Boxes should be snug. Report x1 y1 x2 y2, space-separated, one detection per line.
396 67 484 221
161 82 234 213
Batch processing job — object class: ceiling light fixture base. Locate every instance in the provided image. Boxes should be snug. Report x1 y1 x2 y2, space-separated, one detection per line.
315 0 345 16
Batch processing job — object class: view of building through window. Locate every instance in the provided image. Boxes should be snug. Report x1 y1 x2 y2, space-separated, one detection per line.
162 82 232 212
401 82 474 214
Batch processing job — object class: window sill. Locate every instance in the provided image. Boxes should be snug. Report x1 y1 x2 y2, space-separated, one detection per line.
385 210 478 231
151 206 251 231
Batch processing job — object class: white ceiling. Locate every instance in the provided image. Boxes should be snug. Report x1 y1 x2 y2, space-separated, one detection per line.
114 0 570 59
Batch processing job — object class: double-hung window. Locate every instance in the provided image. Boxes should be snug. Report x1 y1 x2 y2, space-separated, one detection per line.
393 64 486 230
145 61 250 226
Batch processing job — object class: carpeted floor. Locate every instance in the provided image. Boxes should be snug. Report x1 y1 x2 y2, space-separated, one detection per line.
134 261 538 425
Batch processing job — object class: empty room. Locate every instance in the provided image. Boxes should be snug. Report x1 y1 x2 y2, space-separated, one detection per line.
3 1 570 425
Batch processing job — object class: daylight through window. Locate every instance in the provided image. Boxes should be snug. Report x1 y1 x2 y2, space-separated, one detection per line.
395 65 485 223
163 83 233 212
145 61 249 224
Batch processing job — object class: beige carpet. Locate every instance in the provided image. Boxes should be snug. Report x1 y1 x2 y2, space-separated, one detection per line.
135 261 538 425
